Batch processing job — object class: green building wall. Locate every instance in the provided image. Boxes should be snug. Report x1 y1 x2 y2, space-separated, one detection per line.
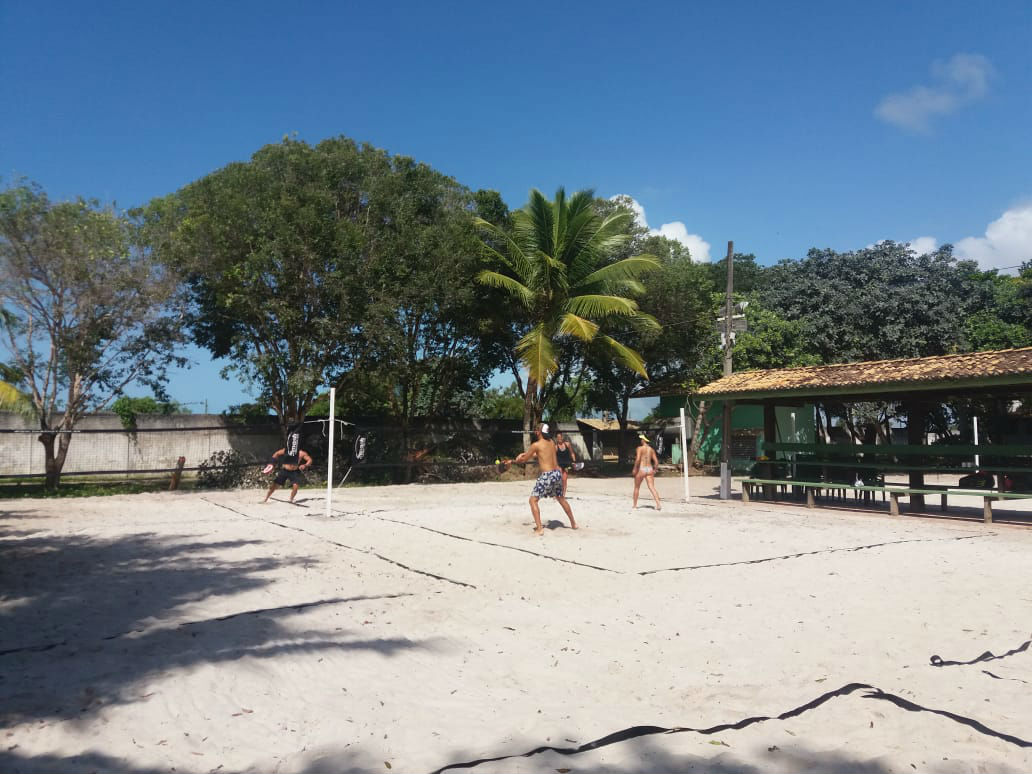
657 395 815 468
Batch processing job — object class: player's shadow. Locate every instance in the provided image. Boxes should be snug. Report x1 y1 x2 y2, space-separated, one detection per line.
0 521 432 728
545 519 574 529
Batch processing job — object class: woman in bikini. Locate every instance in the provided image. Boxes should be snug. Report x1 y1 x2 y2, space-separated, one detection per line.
632 433 661 510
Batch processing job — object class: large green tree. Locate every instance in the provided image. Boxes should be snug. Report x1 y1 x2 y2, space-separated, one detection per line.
586 234 717 434
145 137 501 434
760 241 990 363
0 182 185 488
474 188 660 437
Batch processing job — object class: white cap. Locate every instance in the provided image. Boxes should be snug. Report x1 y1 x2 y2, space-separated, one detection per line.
539 423 550 437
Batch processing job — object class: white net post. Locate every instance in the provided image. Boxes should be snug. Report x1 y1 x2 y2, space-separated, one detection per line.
326 387 335 518
680 406 690 502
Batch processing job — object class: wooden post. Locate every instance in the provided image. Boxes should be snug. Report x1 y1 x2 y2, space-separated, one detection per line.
890 492 900 516
169 456 185 491
983 497 993 523
806 488 815 508
742 482 751 503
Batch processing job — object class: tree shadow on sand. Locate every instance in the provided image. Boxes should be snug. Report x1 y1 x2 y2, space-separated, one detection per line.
0 520 430 733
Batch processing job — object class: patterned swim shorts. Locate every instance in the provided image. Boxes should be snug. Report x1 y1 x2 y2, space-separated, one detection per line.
531 469 564 498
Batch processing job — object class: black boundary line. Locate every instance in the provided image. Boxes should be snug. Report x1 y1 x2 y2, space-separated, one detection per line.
363 514 621 574
203 498 476 589
334 501 989 577
427 682 1032 774
930 637 1031 667
638 532 989 575
0 594 410 658
982 669 1031 684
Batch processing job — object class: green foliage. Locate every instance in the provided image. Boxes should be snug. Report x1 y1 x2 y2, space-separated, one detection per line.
731 298 822 371
145 137 502 429
0 180 186 488
961 269 1032 351
708 253 766 293
587 239 717 422
110 395 188 429
475 187 660 429
760 241 991 363
196 449 268 489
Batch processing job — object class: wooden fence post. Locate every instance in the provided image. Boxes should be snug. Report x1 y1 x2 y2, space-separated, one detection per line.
169 456 186 491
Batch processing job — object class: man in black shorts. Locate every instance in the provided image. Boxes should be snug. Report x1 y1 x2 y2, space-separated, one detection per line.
263 423 313 504
554 430 577 496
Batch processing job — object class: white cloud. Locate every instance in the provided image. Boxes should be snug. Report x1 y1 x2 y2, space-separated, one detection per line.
610 195 712 262
907 236 938 255
655 222 712 262
954 203 1032 270
875 53 994 132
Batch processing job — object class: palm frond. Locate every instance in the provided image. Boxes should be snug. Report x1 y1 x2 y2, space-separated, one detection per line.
557 313 599 342
565 212 634 284
516 325 558 384
475 271 534 307
565 294 639 319
576 255 661 289
0 381 35 419
525 189 557 259
630 312 662 333
474 217 533 281
596 334 649 378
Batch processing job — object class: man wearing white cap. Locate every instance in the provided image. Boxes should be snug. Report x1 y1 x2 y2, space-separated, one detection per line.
514 423 578 535
632 433 662 510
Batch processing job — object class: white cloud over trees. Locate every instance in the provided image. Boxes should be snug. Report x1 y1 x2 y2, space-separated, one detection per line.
875 53 994 132
611 195 712 262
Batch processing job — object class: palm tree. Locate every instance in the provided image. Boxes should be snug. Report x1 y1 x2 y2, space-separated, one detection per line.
475 187 660 438
0 365 34 418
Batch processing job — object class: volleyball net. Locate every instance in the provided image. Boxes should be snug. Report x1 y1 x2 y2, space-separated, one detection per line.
0 408 679 495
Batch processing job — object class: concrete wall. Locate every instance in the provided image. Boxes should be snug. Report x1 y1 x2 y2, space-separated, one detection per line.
0 413 280 476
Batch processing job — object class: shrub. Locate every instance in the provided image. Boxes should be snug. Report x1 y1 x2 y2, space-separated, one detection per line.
196 449 267 489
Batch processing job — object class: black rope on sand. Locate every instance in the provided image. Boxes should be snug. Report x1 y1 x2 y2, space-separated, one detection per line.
369 515 621 574
639 533 989 575
428 682 1032 774
203 499 476 589
930 637 1031 668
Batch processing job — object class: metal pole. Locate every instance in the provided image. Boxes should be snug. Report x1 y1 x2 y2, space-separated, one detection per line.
973 415 980 468
720 240 734 500
326 387 335 518
680 406 690 502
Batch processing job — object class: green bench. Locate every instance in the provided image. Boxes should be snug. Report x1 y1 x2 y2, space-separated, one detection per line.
740 478 1032 523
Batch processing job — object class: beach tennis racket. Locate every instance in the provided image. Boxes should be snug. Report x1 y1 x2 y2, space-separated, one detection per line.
262 463 275 475
571 461 585 471
495 458 513 472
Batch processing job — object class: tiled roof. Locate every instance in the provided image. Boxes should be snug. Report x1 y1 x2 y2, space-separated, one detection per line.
697 347 1032 399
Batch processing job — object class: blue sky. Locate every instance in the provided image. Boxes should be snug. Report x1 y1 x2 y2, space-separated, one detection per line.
2 1 1030 414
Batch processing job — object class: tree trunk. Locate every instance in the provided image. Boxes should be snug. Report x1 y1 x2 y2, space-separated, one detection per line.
522 377 538 451
617 390 631 463
686 401 710 469
40 431 72 490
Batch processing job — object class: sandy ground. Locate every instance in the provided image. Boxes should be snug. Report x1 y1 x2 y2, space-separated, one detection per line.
2 474 1032 774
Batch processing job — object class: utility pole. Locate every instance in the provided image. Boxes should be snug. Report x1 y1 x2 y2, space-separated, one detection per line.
720 240 734 500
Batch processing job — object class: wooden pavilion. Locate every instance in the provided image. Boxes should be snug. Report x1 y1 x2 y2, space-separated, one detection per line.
696 347 1032 521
